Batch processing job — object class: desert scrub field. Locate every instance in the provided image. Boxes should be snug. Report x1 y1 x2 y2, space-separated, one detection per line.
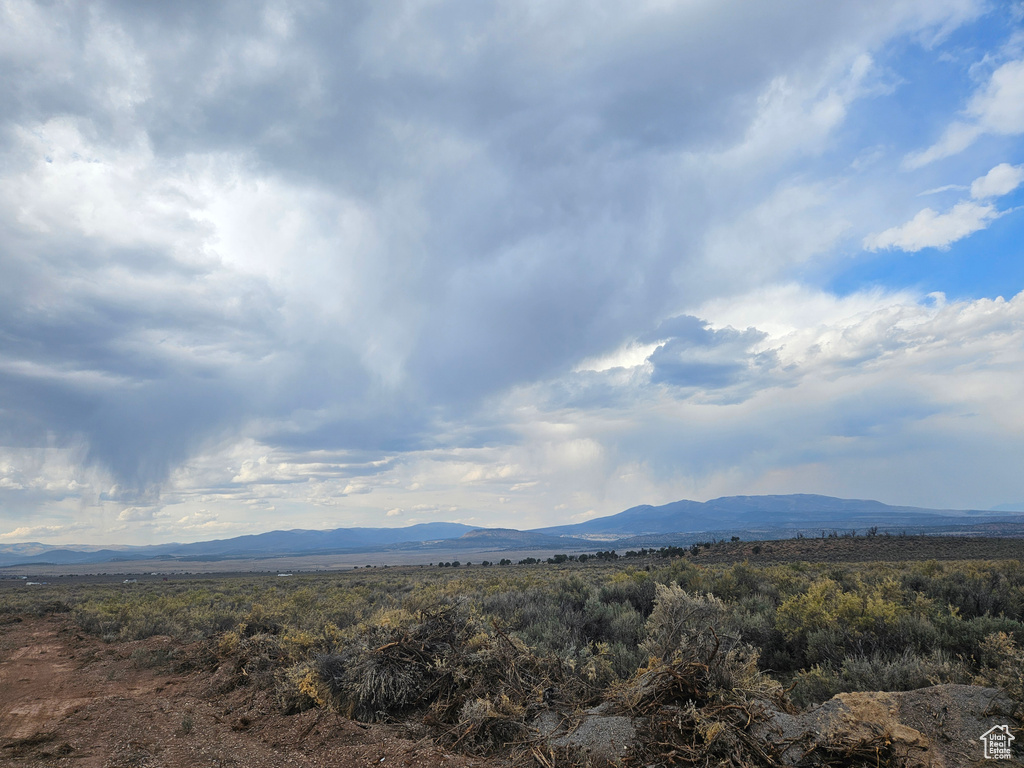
3 548 1023 762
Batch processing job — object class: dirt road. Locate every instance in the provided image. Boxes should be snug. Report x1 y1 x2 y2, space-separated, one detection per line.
0 615 503 768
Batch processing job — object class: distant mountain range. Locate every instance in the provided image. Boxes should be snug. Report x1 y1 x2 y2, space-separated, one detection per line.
532 494 1015 536
2 495 1022 567
0 522 479 567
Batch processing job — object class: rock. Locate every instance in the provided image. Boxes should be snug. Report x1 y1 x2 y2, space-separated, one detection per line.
757 684 1020 767
533 704 636 767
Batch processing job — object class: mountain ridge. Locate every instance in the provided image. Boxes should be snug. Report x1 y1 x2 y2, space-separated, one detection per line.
530 494 1007 536
2 495 1019 567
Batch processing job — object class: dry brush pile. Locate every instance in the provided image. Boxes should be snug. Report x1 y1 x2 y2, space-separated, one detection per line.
212 601 581 757
309 603 555 754
612 585 788 767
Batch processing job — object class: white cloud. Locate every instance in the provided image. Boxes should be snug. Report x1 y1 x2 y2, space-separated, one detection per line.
918 184 967 196
0 523 89 541
905 58 1024 168
970 162 1024 198
864 200 999 251
693 283 920 340
593 289 1024 509
967 58 1024 134
173 509 227 531
118 506 159 522
4 118 199 255
902 122 983 170
575 341 661 373
692 179 856 305
717 54 877 169
342 482 373 495
865 161 1023 252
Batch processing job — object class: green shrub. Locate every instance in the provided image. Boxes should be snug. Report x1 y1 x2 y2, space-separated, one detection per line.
641 584 728 663
791 664 842 707
791 650 972 707
975 631 1024 700
598 574 657 616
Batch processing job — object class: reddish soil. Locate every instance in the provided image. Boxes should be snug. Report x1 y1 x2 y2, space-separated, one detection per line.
0 615 507 768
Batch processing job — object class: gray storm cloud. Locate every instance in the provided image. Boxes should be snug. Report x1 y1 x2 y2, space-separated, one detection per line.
0 0 995 508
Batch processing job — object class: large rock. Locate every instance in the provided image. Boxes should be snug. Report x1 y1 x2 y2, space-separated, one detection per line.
533 702 635 767
534 684 1019 766
759 684 1020 767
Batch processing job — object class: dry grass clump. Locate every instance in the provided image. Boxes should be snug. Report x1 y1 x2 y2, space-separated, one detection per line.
445 695 530 755
312 603 552 754
169 639 221 674
791 728 906 768
213 610 338 712
314 604 478 721
612 585 785 766
619 645 785 766
223 632 286 687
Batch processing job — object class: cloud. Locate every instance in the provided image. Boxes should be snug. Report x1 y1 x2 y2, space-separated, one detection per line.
173 509 225 531
342 482 374 495
968 57 1024 133
574 288 1024 510
230 453 384 486
7 0 1024 542
640 317 775 393
970 162 1024 198
864 201 999 251
902 122 983 171
117 506 159 522
0 523 89 541
864 161 1023 251
79 285 1024 534
904 57 1024 168
918 184 967 196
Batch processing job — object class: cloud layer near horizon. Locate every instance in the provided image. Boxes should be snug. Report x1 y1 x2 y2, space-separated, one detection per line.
2 0 1024 543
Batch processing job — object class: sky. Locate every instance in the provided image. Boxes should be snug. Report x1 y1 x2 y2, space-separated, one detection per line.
2 0 1024 545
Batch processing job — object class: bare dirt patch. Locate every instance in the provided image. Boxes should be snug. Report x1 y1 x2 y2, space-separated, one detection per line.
0 615 506 768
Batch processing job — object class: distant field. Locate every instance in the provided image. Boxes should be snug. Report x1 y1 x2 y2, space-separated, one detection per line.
0 545 593 577
5 533 1024 579
688 534 1024 563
